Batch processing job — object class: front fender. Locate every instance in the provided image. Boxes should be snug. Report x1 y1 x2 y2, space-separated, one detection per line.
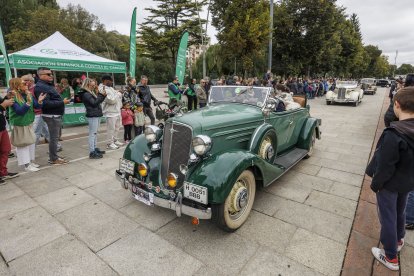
326 91 335 100
186 150 283 204
297 117 321 149
123 134 151 164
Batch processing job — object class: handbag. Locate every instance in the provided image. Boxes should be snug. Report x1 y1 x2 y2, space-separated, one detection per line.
11 125 36 147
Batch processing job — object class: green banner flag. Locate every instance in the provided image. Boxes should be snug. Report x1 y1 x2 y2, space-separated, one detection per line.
129 7 137 78
0 25 12 86
175 31 189 85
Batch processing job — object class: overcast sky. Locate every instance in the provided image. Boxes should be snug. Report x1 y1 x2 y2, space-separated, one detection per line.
57 0 413 66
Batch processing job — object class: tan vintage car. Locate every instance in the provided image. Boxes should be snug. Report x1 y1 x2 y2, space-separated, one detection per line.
361 78 377 95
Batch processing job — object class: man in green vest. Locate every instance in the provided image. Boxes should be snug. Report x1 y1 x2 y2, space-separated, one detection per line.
168 76 183 105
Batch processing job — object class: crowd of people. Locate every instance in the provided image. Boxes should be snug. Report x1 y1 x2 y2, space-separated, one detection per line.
1 67 414 272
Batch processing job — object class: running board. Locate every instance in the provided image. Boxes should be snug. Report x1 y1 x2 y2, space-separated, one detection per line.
273 148 308 170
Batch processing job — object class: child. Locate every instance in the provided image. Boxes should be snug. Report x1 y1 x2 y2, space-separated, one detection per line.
134 102 145 136
121 102 134 143
366 87 414 271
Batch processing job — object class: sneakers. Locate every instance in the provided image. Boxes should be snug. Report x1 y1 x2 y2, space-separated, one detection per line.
371 247 399 271
89 151 103 159
114 140 124 147
8 153 15 158
107 143 119 150
95 148 106 154
47 156 66 164
0 178 4 185
49 158 69 165
398 239 404 252
25 164 40 172
30 162 40 168
3 172 19 179
406 223 414 230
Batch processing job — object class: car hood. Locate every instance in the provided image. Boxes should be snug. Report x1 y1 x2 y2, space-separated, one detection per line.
171 103 264 132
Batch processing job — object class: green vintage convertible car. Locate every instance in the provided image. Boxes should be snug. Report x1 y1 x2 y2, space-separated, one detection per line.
116 86 321 231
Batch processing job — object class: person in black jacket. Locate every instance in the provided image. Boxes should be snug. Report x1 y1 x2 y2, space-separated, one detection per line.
137 75 158 125
384 74 414 127
366 87 414 271
78 78 107 159
34 67 70 165
0 96 18 184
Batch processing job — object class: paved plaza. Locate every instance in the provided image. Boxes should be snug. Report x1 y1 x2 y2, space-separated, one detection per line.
0 87 412 275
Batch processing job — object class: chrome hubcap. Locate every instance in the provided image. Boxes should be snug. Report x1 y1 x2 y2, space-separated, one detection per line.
228 181 249 219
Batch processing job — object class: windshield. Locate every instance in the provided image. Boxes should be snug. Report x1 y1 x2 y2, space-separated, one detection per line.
336 81 358 88
361 78 375 84
209 86 270 108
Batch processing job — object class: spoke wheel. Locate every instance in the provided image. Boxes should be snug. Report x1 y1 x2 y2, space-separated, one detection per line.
213 170 256 232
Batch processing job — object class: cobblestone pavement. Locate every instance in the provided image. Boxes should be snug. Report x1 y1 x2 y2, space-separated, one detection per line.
1 87 409 276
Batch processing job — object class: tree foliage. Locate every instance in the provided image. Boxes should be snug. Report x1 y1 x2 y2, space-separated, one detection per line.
140 0 207 71
395 63 414 75
210 0 270 76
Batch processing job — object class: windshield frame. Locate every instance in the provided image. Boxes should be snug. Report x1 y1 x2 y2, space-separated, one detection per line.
208 86 271 109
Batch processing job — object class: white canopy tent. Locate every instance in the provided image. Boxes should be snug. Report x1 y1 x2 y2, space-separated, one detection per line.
0 31 126 81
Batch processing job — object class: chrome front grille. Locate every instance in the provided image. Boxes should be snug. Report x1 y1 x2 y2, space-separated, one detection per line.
161 122 192 190
337 88 346 99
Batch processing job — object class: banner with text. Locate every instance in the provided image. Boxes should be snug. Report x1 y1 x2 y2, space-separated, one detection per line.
129 7 137 78
175 31 189 85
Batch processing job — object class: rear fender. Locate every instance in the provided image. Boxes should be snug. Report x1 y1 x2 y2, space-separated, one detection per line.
248 123 278 156
297 117 321 149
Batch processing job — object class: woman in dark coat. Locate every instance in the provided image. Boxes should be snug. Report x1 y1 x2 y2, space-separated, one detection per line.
79 78 107 159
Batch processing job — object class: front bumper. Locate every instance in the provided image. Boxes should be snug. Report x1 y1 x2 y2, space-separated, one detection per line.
115 170 212 219
327 98 357 103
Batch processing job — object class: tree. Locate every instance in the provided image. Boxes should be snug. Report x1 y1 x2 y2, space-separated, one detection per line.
349 13 362 40
0 0 58 38
396 63 414 75
140 0 207 71
210 0 270 76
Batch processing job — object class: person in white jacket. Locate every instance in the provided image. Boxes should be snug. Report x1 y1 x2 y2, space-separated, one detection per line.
99 75 123 150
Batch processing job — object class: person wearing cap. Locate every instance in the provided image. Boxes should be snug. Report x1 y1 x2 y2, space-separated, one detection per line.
79 78 107 159
167 76 183 105
137 75 158 126
100 75 123 150
133 102 145 137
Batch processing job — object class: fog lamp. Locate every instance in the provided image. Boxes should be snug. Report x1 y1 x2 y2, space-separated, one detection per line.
138 163 148 177
167 173 178 188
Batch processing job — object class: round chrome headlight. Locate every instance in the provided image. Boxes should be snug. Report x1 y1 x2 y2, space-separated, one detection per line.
192 135 212 156
144 126 161 143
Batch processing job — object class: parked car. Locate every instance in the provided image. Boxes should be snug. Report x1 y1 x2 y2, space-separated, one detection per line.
115 86 321 231
360 78 377 95
377 79 390 87
326 81 364 106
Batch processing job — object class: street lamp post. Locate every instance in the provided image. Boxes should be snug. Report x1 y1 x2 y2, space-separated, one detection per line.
195 0 211 79
268 0 274 72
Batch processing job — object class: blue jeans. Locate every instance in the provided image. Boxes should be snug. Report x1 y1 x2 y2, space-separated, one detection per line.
87 117 100 153
406 191 414 224
376 189 409 259
33 114 49 144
